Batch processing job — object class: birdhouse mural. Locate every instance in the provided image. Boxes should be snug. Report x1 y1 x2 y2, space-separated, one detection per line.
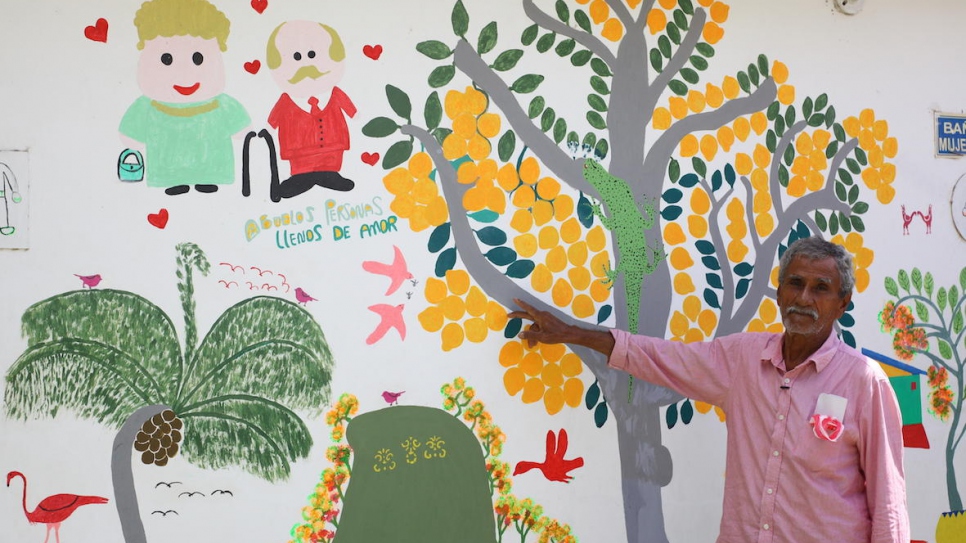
863 348 930 450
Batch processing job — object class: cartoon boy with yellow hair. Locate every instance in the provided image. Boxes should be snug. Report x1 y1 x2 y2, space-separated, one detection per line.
120 0 250 195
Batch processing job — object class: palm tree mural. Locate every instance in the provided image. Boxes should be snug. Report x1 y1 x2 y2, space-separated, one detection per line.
4 242 335 543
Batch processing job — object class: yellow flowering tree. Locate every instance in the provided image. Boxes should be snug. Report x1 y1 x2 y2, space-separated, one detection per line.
364 1 894 541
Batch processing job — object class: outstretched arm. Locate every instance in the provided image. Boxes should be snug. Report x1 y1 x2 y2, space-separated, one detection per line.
509 298 615 356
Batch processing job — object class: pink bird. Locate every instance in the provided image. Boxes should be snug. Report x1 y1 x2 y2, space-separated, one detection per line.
382 390 405 405
74 274 101 289
362 245 413 296
294 287 317 305
6 471 109 543
366 303 406 344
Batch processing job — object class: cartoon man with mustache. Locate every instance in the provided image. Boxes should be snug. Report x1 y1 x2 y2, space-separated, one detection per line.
263 20 356 201
120 0 250 195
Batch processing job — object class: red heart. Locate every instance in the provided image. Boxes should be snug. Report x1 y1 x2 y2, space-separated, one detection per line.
251 0 268 14
244 60 261 74
84 18 108 43
148 209 169 229
363 44 383 60
361 152 380 166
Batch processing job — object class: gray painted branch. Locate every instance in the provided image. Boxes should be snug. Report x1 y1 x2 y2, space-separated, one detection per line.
522 0 616 67
112 404 168 543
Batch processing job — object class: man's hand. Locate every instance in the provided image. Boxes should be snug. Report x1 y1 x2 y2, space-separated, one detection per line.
509 298 615 355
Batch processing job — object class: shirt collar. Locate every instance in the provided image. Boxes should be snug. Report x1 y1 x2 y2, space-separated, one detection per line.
762 330 841 373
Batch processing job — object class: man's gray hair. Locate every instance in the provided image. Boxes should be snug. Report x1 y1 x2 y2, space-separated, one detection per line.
777 236 855 298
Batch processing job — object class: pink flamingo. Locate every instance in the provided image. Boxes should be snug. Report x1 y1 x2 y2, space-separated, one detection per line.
6 471 108 543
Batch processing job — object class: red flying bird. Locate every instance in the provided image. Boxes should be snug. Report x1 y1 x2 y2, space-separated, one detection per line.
6 471 109 543
512 429 584 483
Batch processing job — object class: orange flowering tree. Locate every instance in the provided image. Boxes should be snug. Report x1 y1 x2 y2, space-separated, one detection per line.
879 267 966 512
364 1 895 540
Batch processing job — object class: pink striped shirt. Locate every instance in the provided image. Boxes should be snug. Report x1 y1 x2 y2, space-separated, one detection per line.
609 329 909 543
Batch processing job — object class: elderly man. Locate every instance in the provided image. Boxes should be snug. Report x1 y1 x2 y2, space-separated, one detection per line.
263 20 356 201
511 236 909 543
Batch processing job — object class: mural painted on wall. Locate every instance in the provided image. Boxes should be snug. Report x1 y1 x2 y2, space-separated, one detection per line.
288 379 577 543
5 471 109 543
0 151 29 249
4 242 335 543
119 0 250 196
879 267 966 527
242 198 400 250
363 1 898 541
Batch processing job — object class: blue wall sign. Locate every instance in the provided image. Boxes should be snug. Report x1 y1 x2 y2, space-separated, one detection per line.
935 113 966 157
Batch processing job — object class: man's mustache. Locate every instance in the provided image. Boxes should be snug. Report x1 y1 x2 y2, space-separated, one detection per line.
786 306 818 320
288 65 329 84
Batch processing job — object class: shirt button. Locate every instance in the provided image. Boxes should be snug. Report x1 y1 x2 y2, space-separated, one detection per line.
767 488 774 495
778 414 785 420
772 450 779 457
783 378 790 384
763 524 770 530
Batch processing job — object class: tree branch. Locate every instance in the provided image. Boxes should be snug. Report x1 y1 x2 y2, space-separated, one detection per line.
523 0 616 67
604 0 637 30
650 10 706 108
453 40 591 195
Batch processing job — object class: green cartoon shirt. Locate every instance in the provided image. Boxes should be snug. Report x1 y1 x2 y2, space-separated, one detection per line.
120 94 250 188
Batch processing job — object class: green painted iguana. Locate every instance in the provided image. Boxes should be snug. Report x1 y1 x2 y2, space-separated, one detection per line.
582 159 666 400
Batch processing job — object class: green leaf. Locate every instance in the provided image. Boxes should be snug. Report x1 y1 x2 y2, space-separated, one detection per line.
912 268 923 293
834 123 846 142
852 201 869 214
953 310 964 335
829 212 839 235
506 260 535 279
587 111 607 130
815 210 828 231
681 399 694 424
680 0 694 14
435 247 457 277
748 64 760 87
571 49 593 66
553 118 567 144
382 140 414 169
938 339 953 360
757 54 769 77
803 97 814 119
808 114 825 127
658 35 672 59
667 22 682 45
386 85 412 121
361 117 399 138
825 141 839 159
575 9 593 33
815 93 828 111
528 96 546 118
950 285 960 307
692 157 707 178
556 38 576 56
521 24 539 45
511 74 545 93
469 210 500 224
590 75 610 95
666 402 678 429
428 223 451 253
504 318 522 339
541 108 556 132
478 21 498 54
681 68 699 84
847 185 858 205
597 305 612 325
498 130 516 162
915 301 929 322
839 211 852 232
588 94 608 112
835 182 847 202
696 43 715 57
669 158 681 183
475 226 507 246
536 32 556 53
690 55 708 71
585 380 601 410
452 0 469 37
668 79 688 96
591 58 612 76
783 144 795 167
737 71 750 93
428 64 456 88
778 164 789 186
898 269 910 293
884 277 898 297
775 115 786 137
485 247 518 266
673 9 688 29
851 215 865 232
424 92 442 130
594 402 608 427
594 139 609 159
492 49 524 71
416 40 453 60
938 287 948 311
650 48 664 72
961 267 966 291
766 130 777 153
839 169 853 185
555 0 570 22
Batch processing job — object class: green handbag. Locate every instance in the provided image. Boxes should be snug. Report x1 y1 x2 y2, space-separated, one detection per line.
117 149 144 182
